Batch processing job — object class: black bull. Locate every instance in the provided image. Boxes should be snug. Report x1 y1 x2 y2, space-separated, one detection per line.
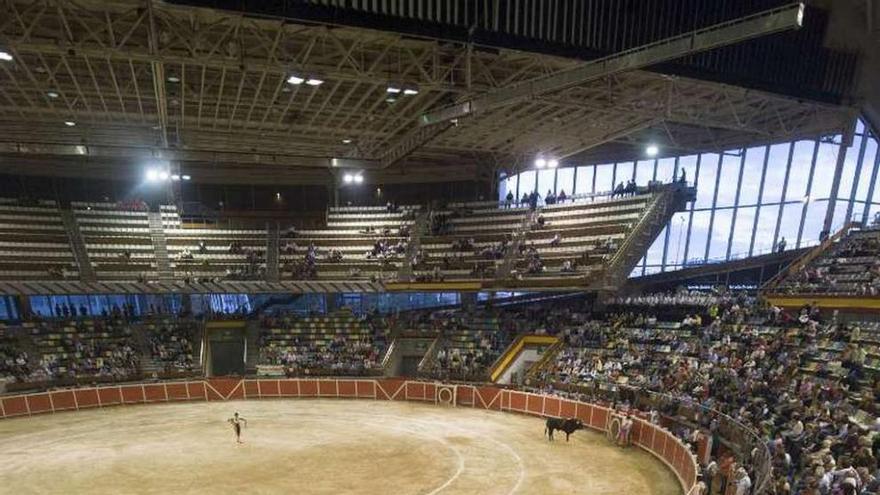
544 417 585 441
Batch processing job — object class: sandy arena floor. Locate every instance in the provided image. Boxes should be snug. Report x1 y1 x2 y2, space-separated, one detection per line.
0 399 681 495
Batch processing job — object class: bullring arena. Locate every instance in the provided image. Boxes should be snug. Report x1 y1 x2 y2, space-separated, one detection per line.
0 379 692 494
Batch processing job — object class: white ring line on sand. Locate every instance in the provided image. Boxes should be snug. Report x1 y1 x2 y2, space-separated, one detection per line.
294 409 527 495
277 412 467 495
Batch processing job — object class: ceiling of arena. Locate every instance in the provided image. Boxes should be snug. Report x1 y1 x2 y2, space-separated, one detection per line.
0 0 861 185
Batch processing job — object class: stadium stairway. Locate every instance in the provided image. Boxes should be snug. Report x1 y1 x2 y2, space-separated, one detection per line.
61 209 95 282
495 208 539 280
596 183 694 290
244 321 261 374
147 212 173 280
398 209 428 282
488 334 559 385
266 222 280 282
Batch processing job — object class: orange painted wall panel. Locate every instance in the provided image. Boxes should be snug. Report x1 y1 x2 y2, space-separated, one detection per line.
243 380 260 397
508 391 526 411
404 382 423 400
120 385 145 404
2 396 28 416
278 380 299 396
26 394 52 414
337 380 356 397
543 397 561 417
355 380 375 398
298 380 318 397
51 390 77 410
376 379 406 401
187 382 206 400
166 383 189 400
475 387 501 410
526 394 544 415
143 384 167 402
98 387 123 406
74 389 100 408
590 407 608 430
317 380 337 397
559 400 577 418
456 386 474 406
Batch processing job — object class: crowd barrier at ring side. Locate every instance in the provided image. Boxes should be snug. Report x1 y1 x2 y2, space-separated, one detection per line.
0 378 699 495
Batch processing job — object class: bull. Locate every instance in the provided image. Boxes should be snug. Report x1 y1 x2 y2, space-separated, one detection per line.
545 417 585 441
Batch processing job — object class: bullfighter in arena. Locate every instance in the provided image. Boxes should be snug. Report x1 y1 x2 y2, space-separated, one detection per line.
228 412 248 444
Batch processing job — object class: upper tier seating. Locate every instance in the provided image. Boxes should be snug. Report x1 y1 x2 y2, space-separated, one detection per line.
165 210 268 281
280 205 419 281
73 201 156 281
772 228 880 296
415 191 648 280
0 199 77 281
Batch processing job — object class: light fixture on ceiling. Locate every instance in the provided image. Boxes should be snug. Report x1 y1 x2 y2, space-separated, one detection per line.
353 174 364 184
548 159 559 168
64 121 76 127
534 158 546 169
305 78 324 86
646 144 659 157
166 75 180 83
343 173 354 184
171 174 181 181
386 86 401 94
46 91 60 99
286 75 305 85
182 175 191 181
0 51 12 62
342 139 352 144
158 171 169 181
146 169 160 182
403 88 419 95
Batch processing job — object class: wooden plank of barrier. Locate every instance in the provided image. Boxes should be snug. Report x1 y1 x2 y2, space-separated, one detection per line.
508 391 526 411
526 394 543 415
243 380 260 397
355 380 375 399
187 382 206 400
74 389 100 409
456 386 474 407
405 382 425 400
299 380 318 397
544 397 561 417
337 380 356 397
317 380 336 397
474 387 501 410
423 383 437 404
120 385 145 404
51 390 77 411
376 378 406 401
166 383 189 401
278 380 298 396
259 380 279 397
97 387 122 406
26 394 52 415
559 399 576 418
590 407 608 431
143 384 167 402
1 396 28 417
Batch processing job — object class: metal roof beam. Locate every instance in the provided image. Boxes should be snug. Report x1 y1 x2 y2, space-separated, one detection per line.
420 3 806 125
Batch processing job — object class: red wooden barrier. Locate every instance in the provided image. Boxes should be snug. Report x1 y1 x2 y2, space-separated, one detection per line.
0 379 698 494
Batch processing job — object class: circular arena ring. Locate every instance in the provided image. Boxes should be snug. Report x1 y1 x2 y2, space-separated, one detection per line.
0 378 698 494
